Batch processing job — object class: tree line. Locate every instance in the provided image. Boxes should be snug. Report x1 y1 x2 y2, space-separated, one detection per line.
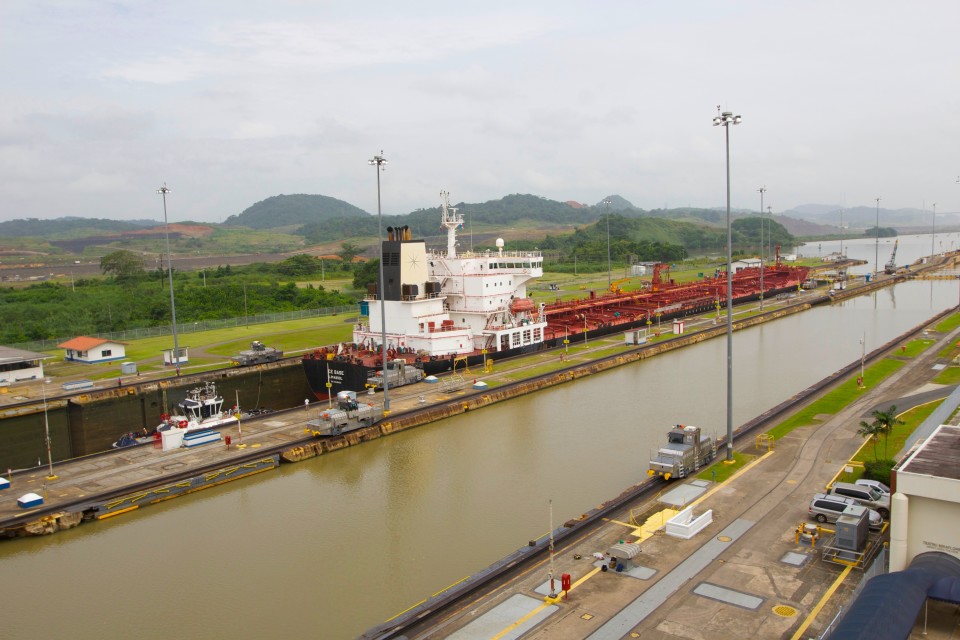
0 253 358 344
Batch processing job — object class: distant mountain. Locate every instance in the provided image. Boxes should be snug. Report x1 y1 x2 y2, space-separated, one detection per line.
0 217 157 238
224 194 370 229
783 205 960 230
595 195 639 211
772 215 846 237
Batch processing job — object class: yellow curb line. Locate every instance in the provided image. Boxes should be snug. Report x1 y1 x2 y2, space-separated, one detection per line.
491 567 603 639
690 450 776 509
790 565 852 640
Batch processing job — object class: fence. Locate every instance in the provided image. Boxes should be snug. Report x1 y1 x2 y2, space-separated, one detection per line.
13 304 361 352
819 546 887 639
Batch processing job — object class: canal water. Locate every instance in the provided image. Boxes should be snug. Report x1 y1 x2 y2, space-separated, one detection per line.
797 231 960 276
0 278 956 639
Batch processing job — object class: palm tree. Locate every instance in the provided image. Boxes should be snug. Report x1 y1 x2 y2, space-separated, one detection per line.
857 419 882 461
871 405 904 460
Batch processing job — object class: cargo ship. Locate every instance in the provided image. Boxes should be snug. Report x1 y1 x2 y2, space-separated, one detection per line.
303 192 809 399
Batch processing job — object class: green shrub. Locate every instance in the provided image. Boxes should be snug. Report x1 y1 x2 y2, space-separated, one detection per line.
863 459 896 485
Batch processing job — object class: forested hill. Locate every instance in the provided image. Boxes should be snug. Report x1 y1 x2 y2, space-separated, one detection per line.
224 194 370 229
299 193 597 243
0 217 156 238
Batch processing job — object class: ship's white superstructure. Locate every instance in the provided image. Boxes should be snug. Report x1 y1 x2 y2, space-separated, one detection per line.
353 191 548 358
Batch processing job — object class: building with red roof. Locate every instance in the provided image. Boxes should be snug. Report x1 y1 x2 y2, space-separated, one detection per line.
57 337 127 364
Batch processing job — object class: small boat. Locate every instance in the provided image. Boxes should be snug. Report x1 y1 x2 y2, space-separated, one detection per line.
112 382 238 448
156 382 237 434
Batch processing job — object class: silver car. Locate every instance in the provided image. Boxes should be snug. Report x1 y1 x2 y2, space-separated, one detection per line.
809 493 882 530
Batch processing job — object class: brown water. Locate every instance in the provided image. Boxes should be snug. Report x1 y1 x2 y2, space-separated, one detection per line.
0 280 954 640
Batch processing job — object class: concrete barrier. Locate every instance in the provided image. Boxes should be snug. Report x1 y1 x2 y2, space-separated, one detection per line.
665 506 713 539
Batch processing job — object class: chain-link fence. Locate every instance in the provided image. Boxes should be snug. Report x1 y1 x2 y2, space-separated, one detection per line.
13 304 360 352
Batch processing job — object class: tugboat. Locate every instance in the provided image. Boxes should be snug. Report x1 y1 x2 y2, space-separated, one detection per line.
112 382 238 448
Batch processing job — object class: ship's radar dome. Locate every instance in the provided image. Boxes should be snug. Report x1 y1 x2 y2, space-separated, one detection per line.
496 238 504 249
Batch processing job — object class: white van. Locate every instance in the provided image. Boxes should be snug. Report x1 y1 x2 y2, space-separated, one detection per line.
855 478 890 496
830 482 890 518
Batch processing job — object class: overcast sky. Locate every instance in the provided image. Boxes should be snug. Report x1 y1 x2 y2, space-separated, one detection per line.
1 1 958 223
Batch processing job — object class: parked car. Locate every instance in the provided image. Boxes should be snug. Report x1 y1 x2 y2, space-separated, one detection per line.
855 478 890 496
809 493 883 530
829 481 891 518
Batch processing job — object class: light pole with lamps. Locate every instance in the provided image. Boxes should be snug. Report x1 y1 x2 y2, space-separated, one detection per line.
874 197 881 274
758 186 766 311
767 206 772 266
603 199 612 289
713 106 741 462
839 207 844 257
859 333 866 388
41 378 57 480
369 152 390 413
932 203 937 258
158 184 180 374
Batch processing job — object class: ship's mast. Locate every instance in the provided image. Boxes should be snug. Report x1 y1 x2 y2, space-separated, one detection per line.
440 190 463 258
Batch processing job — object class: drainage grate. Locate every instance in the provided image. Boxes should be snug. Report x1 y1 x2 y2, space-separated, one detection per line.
772 604 798 617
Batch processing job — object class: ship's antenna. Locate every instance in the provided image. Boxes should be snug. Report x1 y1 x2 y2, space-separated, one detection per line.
440 190 463 258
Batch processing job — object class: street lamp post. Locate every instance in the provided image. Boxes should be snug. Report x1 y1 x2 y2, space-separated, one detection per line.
713 107 742 462
369 152 390 413
859 333 866 388
932 203 937 258
839 208 844 257
874 197 881 274
603 199 612 289
158 184 180 374
758 186 766 311
41 378 57 480
767 206 772 267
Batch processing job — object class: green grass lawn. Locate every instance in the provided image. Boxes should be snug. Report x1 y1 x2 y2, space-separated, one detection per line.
935 312 960 333
900 338 935 357
42 314 357 380
934 366 960 385
851 400 939 464
766 359 905 440
696 451 756 483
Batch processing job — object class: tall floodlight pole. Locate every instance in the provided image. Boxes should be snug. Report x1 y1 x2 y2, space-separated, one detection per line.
758 186 766 311
603 199 612 288
767 206 772 266
369 153 390 413
874 197 881 274
932 203 937 257
158 184 180 374
839 208 844 257
713 107 741 462
42 378 57 480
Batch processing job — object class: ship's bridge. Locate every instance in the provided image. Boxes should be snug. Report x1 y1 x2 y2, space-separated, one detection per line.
427 250 543 277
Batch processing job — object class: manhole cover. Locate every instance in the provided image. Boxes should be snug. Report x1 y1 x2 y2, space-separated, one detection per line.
717 535 732 542
773 604 798 617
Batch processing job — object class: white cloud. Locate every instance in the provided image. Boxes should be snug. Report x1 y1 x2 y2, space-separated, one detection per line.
1 1 959 221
